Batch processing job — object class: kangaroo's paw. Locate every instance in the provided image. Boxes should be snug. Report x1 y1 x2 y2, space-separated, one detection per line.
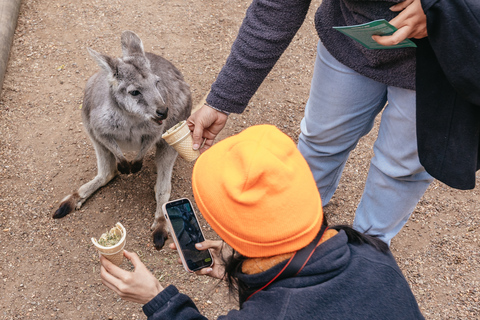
130 160 143 174
152 226 169 250
117 159 131 174
53 193 80 219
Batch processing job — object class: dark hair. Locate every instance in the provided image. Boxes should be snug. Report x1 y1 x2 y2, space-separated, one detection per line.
221 218 389 301
222 249 249 302
329 225 388 253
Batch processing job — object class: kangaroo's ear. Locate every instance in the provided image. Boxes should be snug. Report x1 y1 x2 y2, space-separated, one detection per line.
121 30 145 58
87 48 119 76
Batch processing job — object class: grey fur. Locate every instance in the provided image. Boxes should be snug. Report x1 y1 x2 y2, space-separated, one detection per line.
53 31 192 249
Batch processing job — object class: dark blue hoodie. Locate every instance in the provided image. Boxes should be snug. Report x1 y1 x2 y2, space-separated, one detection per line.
142 230 424 319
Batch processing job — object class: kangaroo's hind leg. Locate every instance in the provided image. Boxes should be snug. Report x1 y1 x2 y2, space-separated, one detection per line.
152 139 178 250
53 139 119 218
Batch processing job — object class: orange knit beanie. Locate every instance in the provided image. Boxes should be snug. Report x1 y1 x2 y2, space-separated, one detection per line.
192 125 323 258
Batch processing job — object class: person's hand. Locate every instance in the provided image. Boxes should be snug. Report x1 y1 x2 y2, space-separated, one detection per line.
169 240 230 279
99 250 164 304
187 104 228 153
372 0 427 46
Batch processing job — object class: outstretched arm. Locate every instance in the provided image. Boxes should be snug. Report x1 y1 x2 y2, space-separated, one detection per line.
187 0 312 150
99 251 208 319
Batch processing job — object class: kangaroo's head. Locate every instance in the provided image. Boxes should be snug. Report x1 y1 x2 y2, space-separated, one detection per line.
88 31 168 125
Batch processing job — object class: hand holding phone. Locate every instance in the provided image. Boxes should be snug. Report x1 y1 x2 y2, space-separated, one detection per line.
162 198 214 273
169 240 227 279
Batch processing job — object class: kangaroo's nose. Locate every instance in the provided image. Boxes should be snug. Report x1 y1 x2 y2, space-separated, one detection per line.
156 108 168 120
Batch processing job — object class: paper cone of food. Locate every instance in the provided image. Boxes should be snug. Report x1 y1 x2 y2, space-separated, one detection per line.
162 120 200 162
91 222 126 266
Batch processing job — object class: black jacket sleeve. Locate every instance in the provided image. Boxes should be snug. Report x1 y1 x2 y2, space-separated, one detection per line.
142 285 207 320
420 0 480 105
416 0 480 189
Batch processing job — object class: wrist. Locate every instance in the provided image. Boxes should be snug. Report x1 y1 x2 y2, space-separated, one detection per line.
155 282 164 296
204 102 230 116
145 282 164 303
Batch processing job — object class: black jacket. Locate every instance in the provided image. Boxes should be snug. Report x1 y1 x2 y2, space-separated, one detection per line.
142 231 424 319
416 0 480 190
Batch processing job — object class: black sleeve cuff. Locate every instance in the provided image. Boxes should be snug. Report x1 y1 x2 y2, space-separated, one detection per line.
142 285 179 317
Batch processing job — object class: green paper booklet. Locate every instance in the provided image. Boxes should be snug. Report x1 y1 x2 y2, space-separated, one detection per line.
333 19 417 49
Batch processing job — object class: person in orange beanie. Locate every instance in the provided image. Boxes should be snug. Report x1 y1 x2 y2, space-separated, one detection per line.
99 125 424 319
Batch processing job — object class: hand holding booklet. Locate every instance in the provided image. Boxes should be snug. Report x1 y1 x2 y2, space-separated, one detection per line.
333 19 417 49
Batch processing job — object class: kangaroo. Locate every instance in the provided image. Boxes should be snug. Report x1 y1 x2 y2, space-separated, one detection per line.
53 31 192 250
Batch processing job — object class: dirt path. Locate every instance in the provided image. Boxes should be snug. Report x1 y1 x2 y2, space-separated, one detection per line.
0 0 479 319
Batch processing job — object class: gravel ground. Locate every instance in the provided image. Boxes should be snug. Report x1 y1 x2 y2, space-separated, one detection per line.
0 0 479 319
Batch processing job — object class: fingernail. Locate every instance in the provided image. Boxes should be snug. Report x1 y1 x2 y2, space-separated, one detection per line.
195 243 203 248
206 268 212 272
193 144 199 150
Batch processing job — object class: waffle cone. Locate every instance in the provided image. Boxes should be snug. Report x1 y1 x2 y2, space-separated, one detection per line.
162 120 200 162
92 222 126 266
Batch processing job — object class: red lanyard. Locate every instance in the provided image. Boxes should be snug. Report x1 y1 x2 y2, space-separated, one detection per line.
244 225 328 302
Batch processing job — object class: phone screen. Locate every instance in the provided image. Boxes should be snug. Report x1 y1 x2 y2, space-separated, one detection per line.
164 199 213 271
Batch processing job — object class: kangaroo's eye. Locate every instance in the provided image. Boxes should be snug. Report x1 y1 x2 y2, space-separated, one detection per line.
129 90 141 96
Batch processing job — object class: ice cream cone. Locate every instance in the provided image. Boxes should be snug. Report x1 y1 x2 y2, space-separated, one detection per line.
162 120 200 162
91 222 126 266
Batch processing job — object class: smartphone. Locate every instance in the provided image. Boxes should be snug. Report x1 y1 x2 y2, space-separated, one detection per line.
162 198 214 272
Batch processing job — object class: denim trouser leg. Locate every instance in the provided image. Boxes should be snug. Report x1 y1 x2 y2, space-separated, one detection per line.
298 41 433 244
354 86 434 244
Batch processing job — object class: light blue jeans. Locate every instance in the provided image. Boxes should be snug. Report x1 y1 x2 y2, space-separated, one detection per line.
298 41 433 244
